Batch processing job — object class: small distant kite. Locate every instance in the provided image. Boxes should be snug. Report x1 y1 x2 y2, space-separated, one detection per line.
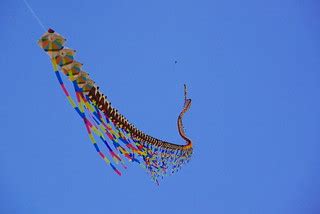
38 29 193 184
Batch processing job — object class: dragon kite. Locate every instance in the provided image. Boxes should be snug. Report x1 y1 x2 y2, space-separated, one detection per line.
38 29 193 184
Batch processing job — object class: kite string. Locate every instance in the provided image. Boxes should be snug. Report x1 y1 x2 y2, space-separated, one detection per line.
22 0 46 31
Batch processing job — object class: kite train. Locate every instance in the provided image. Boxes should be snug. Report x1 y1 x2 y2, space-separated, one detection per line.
38 29 193 183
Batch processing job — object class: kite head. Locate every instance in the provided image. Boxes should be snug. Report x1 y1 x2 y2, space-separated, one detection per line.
38 29 66 58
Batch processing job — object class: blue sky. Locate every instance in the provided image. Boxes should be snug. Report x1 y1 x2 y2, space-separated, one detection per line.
1 0 320 213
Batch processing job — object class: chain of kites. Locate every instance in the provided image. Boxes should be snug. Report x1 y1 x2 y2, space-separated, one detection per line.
38 29 193 184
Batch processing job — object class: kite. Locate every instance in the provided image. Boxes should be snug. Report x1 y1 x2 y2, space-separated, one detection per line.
38 29 193 184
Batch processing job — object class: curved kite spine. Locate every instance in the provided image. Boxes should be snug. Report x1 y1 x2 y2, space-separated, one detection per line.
38 29 193 183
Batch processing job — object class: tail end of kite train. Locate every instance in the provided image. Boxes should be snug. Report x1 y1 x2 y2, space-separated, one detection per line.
38 29 193 184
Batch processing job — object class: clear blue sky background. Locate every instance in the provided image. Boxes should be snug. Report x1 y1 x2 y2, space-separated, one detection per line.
1 0 320 213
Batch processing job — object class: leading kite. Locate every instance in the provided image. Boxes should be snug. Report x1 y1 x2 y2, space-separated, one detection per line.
38 29 193 184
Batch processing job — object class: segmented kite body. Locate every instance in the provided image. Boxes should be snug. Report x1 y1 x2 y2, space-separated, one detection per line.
38 29 193 183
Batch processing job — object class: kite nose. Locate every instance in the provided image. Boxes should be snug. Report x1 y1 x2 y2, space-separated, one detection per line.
48 28 55 33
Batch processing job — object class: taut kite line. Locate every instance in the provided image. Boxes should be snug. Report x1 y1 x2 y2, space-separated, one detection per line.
38 29 193 183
